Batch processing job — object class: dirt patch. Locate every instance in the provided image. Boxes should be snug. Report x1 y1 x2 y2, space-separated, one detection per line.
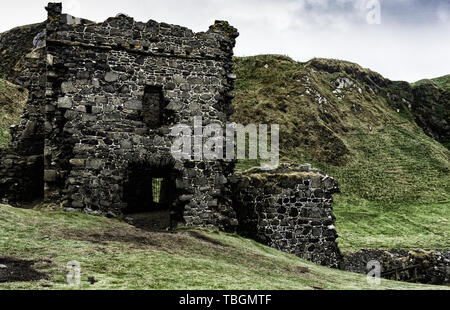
183 231 227 247
0 257 49 283
125 211 171 232
63 227 165 248
86 231 160 247
297 266 309 274
60 224 227 256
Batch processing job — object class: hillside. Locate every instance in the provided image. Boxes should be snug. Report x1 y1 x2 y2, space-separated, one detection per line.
411 79 450 147
0 23 44 81
0 23 40 148
0 204 445 290
232 55 450 251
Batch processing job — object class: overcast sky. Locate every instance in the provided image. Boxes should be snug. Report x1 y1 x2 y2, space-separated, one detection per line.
1 0 449 82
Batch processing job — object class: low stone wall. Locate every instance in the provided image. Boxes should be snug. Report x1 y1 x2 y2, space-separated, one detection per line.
342 249 450 285
230 164 342 268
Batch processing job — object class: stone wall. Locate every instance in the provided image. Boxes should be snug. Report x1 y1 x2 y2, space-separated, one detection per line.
41 3 239 230
342 249 450 285
0 36 46 205
230 164 342 268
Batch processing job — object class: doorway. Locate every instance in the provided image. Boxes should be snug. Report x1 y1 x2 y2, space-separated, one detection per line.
123 161 179 231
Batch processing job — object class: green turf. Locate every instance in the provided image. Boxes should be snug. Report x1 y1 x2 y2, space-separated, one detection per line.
334 200 449 252
0 204 446 290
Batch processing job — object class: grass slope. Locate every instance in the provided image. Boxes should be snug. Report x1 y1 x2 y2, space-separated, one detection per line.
335 201 449 252
232 55 450 252
0 78 27 147
0 204 446 290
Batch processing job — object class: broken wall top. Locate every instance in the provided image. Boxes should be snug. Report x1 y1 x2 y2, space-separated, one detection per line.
45 3 239 62
232 163 340 193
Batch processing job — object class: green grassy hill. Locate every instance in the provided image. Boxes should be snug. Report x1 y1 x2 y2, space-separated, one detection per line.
232 55 450 252
0 204 445 290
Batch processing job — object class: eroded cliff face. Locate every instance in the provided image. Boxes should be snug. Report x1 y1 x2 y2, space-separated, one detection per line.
412 83 450 147
307 58 450 148
309 58 450 149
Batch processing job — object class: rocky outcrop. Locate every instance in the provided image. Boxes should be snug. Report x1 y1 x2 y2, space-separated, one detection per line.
309 58 450 148
412 83 450 146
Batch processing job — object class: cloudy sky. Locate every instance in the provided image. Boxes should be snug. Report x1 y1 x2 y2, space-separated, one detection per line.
1 0 449 82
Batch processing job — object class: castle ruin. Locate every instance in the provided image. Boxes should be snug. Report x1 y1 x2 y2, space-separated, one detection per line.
0 3 342 267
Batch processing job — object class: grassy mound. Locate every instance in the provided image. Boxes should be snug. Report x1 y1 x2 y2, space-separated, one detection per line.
0 204 445 290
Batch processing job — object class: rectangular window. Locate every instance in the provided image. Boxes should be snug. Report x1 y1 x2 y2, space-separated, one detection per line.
142 85 163 129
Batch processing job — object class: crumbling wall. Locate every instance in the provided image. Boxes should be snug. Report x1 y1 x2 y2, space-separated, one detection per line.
0 41 46 205
231 164 342 268
42 3 239 230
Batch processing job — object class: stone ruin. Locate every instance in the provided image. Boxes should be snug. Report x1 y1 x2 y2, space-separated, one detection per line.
0 3 342 268
230 164 342 268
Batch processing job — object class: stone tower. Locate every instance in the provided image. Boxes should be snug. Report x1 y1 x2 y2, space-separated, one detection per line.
1 3 240 231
